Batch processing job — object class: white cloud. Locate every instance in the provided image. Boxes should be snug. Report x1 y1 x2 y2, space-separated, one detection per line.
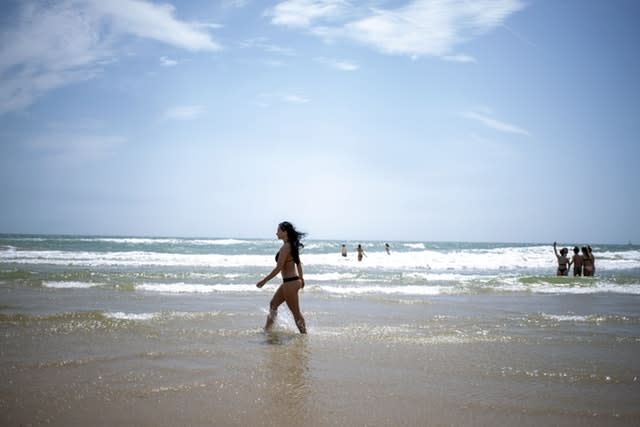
239 37 296 56
314 56 359 71
0 0 220 115
463 109 530 137
269 0 349 28
87 0 221 52
160 56 178 66
443 54 476 63
270 0 525 59
163 105 206 121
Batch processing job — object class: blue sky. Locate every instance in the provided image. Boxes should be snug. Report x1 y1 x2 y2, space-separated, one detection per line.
1 0 639 243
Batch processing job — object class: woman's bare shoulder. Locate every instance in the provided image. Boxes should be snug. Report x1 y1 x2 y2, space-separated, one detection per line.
280 242 292 252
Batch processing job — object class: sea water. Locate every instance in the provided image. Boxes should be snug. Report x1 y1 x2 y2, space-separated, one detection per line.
2 234 640 350
2 234 640 425
2 235 639 298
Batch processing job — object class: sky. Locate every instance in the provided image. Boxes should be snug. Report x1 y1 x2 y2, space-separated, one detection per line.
1 0 639 244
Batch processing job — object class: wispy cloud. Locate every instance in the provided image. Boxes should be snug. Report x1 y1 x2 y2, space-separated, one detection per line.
443 54 476 63
160 56 179 66
463 108 530 137
239 37 296 56
0 0 220 116
0 67 101 117
268 0 349 28
253 92 310 107
163 105 206 121
87 0 221 52
269 0 525 59
224 0 251 8
314 56 359 71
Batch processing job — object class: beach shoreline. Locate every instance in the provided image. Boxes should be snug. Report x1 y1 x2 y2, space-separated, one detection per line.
2 236 640 425
2 293 640 426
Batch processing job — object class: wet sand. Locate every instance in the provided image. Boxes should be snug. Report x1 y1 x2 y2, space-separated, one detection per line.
2 294 640 426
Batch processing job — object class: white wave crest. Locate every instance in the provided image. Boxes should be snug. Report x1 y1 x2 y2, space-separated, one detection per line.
316 285 446 296
105 312 156 320
3 245 640 272
404 243 426 249
137 283 257 293
541 313 592 322
191 239 251 245
1 250 275 268
42 281 104 289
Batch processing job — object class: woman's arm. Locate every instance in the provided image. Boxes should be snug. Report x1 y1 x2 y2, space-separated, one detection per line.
297 261 305 288
256 244 290 288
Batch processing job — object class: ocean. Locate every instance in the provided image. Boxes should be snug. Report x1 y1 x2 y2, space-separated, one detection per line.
2 234 640 426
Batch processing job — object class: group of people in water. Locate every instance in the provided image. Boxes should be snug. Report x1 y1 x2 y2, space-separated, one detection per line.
553 242 595 276
341 243 391 261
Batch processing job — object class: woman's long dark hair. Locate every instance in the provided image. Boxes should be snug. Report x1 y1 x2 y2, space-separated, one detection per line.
279 221 306 264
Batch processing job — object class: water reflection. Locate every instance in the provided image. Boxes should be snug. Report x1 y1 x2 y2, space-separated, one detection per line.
262 331 311 423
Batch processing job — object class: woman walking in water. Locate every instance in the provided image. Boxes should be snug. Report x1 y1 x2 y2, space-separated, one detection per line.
256 221 307 334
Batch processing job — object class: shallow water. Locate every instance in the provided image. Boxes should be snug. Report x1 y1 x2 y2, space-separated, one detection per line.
1 235 640 425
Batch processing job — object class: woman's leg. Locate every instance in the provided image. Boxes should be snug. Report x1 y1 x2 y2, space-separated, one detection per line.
265 285 285 331
283 282 306 334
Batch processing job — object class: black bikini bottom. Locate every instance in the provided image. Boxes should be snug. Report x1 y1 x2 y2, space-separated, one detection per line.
283 276 300 283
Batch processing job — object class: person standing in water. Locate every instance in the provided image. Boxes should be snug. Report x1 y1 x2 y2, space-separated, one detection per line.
356 244 366 262
582 245 595 277
341 244 347 257
553 242 570 276
569 246 583 276
256 221 307 334
385 243 391 255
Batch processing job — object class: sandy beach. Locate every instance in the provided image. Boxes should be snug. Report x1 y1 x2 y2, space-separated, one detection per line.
2 236 640 425
2 293 639 426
